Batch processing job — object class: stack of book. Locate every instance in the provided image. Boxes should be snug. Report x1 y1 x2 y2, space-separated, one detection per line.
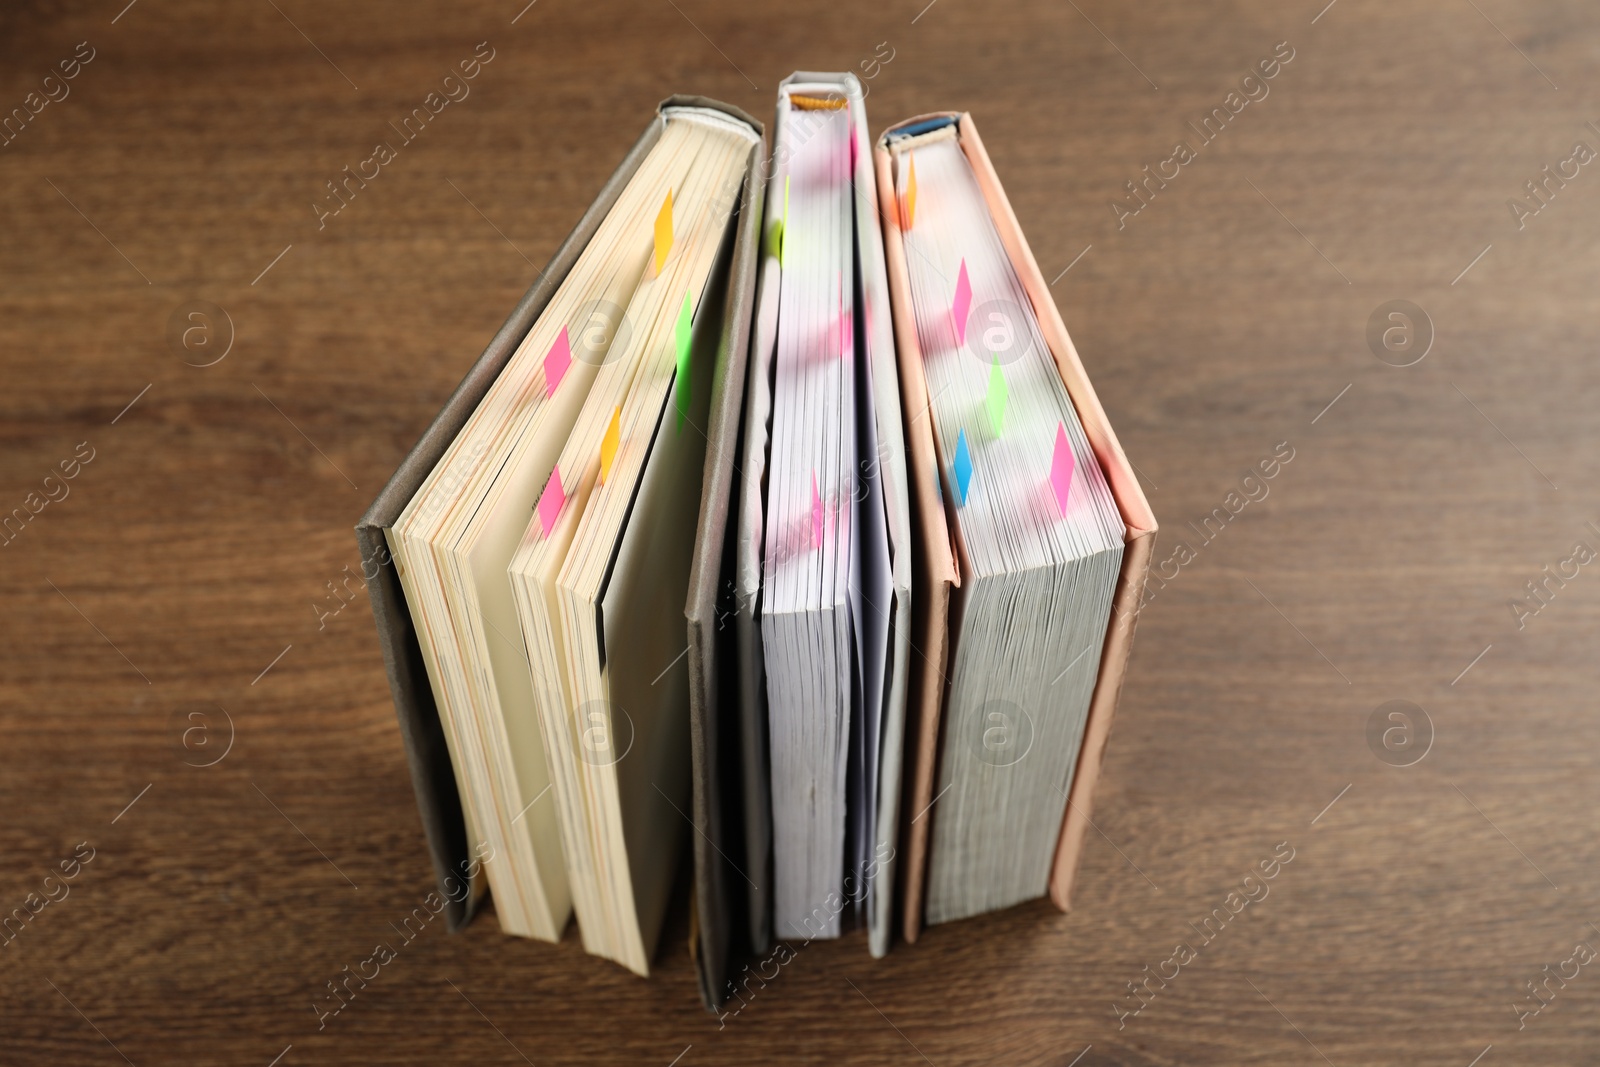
358 75 1157 1012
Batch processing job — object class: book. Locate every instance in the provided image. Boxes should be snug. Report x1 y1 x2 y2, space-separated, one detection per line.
359 97 764 951
874 112 1157 937
736 73 911 954
356 104 671 933
504 105 760 974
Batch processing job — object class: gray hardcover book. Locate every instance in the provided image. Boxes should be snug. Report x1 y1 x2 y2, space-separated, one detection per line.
358 96 759 934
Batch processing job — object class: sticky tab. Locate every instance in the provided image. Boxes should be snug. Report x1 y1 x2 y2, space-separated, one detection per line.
904 152 917 230
674 290 693 430
1050 422 1075 516
780 174 791 268
654 190 674 275
811 471 824 548
790 94 847 111
953 428 973 505
544 325 572 398
600 406 621 484
986 356 1007 436
536 466 566 538
952 259 971 346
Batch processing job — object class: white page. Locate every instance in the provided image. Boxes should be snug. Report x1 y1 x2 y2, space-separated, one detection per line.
888 128 1126 924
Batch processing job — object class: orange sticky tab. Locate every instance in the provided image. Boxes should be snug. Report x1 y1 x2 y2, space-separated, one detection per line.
791 94 847 111
654 190 674 275
600 406 621 484
905 153 917 230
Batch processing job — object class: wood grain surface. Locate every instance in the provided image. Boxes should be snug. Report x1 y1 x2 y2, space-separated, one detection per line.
3 2 1598 1064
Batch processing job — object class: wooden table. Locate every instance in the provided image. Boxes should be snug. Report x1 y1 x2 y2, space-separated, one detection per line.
4 1 1596 1063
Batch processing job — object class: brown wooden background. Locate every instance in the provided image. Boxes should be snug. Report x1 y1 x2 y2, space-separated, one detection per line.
3 1 1597 1064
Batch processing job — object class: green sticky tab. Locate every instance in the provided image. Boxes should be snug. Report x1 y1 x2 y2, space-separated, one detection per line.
675 289 693 431
986 355 1007 436
780 174 791 267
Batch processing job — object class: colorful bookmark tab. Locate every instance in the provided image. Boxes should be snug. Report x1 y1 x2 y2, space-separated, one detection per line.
600 406 621 484
811 471 824 548
790 94 847 111
904 153 917 230
952 259 972 346
780 174 791 267
544 325 572 398
1050 422 1075 516
674 290 693 430
953 428 973 505
654 190 674 275
986 357 1007 436
536 466 566 538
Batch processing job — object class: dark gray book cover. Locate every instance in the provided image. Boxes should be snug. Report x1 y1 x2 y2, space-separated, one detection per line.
683 109 766 1013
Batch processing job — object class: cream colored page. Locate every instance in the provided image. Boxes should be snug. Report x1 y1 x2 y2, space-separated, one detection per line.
551 127 750 973
385 119 696 938
524 460 605 952
504 126 740 959
460 369 598 926
384 525 489 864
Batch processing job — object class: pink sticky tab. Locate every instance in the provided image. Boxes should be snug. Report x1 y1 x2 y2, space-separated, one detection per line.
952 260 972 346
811 472 823 549
1050 422 1075 516
536 467 566 538
544 326 572 398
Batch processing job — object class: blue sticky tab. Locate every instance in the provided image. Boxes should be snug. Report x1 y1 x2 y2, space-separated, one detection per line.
887 115 959 142
953 428 972 505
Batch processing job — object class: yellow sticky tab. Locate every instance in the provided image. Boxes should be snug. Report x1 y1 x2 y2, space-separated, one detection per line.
905 153 917 230
600 405 621 484
654 190 674 275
